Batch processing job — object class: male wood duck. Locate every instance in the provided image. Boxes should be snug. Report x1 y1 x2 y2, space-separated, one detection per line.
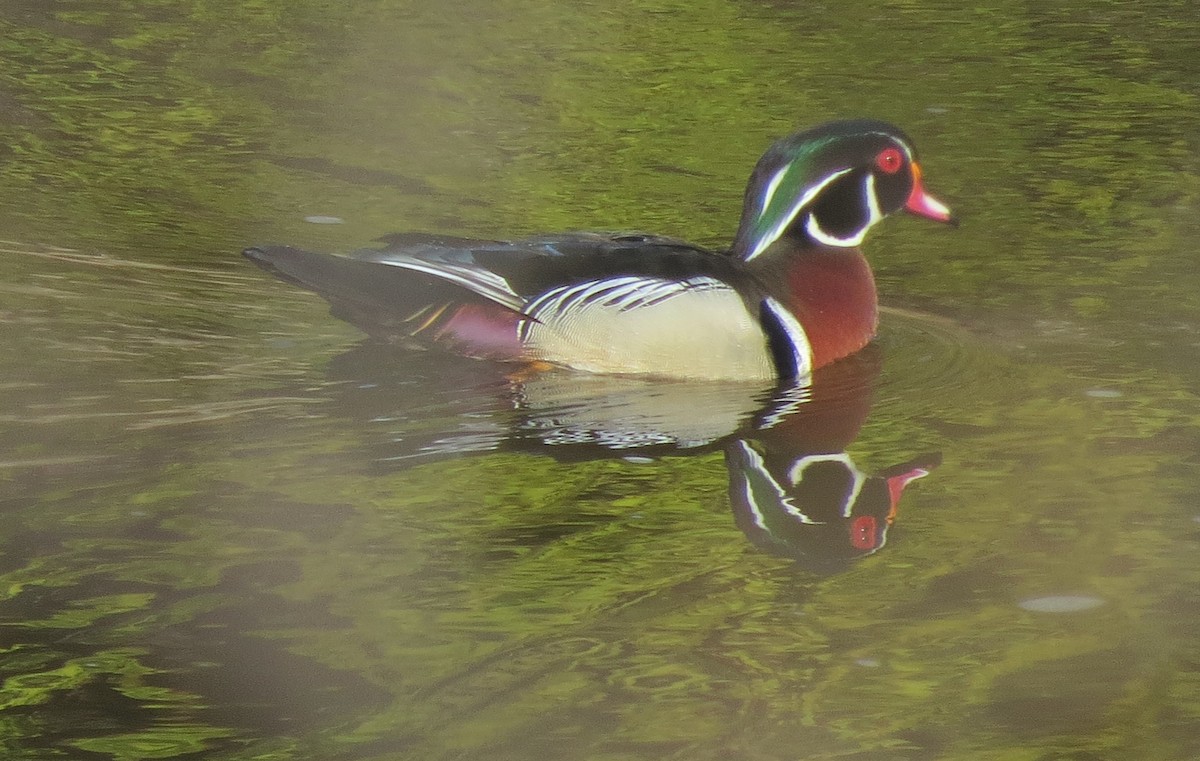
245 118 954 381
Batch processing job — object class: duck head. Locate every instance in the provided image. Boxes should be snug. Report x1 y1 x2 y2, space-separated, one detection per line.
732 119 954 260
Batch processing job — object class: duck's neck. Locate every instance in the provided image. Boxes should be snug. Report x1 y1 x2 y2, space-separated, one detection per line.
754 247 878 369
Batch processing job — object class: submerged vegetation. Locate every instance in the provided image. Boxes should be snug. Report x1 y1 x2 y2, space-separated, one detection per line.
1 0 1199 759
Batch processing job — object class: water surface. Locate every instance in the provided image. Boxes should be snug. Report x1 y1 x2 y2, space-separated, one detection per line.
2 2 1200 759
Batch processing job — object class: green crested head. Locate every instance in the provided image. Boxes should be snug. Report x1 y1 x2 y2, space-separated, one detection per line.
730 119 954 261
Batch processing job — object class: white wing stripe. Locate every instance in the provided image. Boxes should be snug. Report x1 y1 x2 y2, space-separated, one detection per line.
634 277 726 309
376 257 523 311
529 276 730 320
567 276 646 310
527 276 645 317
599 279 658 307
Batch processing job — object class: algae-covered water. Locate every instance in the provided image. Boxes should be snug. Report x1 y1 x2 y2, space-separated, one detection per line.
3 2 1200 759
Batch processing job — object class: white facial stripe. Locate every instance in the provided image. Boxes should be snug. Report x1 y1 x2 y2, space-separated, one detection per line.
864 172 882 223
862 131 915 162
747 167 854 261
762 296 813 378
804 172 884 248
758 165 790 218
806 215 865 247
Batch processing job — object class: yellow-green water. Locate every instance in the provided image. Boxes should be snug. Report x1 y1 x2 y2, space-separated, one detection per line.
2 1 1200 759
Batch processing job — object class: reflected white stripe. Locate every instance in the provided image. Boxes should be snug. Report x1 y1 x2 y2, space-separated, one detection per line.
734 441 817 528
786 453 867 518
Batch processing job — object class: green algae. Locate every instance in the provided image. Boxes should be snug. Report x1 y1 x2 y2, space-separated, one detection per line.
1 0 1200 759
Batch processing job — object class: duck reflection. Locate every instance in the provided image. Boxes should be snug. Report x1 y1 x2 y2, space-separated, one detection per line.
719 350 939 570
727 442 938 569
325 344 937 570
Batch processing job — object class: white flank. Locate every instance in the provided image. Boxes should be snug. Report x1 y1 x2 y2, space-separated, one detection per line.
522 276 775 380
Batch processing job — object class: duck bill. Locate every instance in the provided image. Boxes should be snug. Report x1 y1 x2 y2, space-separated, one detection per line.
905 164 956 225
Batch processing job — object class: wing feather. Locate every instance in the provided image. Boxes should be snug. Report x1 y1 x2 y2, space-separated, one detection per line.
371 255 525 312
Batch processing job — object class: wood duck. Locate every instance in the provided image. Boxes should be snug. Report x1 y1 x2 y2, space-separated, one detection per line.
245 119 954 381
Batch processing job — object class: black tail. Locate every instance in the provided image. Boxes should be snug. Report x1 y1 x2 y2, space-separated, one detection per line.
244 246 385 297
243 245 463 341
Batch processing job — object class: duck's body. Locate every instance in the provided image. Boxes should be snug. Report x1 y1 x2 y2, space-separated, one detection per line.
245 119 953 381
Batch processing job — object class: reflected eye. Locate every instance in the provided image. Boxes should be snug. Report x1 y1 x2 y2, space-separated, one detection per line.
850 516 879 550
875 147 904 174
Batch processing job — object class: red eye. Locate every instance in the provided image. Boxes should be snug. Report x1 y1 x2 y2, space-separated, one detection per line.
875 147 904 174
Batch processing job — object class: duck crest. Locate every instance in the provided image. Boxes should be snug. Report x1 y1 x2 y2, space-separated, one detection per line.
735 135 844 260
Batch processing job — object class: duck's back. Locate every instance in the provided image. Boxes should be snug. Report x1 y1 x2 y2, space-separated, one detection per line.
244 232 779 380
